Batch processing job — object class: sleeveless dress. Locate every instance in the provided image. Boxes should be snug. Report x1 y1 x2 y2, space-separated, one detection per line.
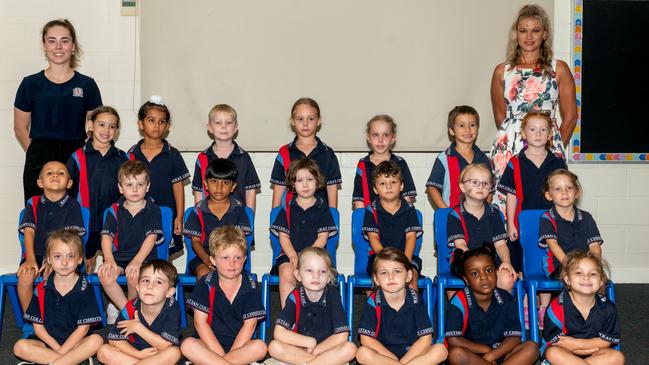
490 60 566 211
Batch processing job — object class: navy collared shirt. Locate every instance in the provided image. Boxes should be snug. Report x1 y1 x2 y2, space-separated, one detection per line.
191 142 261 204
276 285 349 343
101 197 163 262
445 287 522 348
186 270 265 352
14 70 102 141
24 273 102 346
447 202 507 250
497 148 566 210
67 140 131 232
542 290 620 355
183 197 252 251
108 297 180 350
128 139 190 216
270 197 337 254
353 153 417 204
362 198 422 252
358 287 434 348
270 137 342 205
19 194 86 256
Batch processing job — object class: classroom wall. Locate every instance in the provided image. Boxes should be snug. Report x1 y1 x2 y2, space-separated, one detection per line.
0 0 647 282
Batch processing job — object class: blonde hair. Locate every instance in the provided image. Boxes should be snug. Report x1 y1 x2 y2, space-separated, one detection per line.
208 226 247 257
543 169 581 198
459 163 494 186
208 104 238 122
505 4 554 72
298 247 337 284
45 229 83 261
521 111 553 148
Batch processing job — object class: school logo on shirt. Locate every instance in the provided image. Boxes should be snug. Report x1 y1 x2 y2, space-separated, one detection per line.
72 87 84 97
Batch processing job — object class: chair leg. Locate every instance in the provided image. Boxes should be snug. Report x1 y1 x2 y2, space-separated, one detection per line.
7 284 24 328
177 284 187 329
436 280 446 342
424 278 434 326
346 277 355 341
260 274 270 342
527 282 540 343
515 281 526 342
92 284 107 328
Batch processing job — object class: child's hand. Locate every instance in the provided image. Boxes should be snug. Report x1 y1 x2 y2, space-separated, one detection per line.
507 221 519 241
304 336 317 354
40 261 52 278
288 254 298 269
482 351 498 364
118 310 145 336
573 347 600 356
17 260 39 277
98 260 119 279
125 261 142 282
498 262 516 278
173 216 182 235
138 347 158 359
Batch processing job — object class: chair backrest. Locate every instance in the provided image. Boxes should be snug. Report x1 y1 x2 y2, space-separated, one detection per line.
519 209 548 280
158 206 173 261
351 207 423 276
433 208 453 276
269 207 340 267
182 206 254 274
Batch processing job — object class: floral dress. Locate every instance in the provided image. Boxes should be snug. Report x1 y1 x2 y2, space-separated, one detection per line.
490 61 566 211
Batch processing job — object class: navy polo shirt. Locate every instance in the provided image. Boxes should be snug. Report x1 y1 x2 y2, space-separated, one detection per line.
447 202 507 250
270 137 342 204
186 270 265 352
353 153 417 204
108 297 180 350
24 273 102 346
276 285 349 343
358 288 434 351
183 197 252 251
362 198 422 252
191 142 261 204
19 194 86 257
14 71 102 141
445 287 522 348
426 143 490 205
497 148 566 210
101 197 163 262
128 139 190 217
270 197 337 254
67 140 130 232
542 290 620 355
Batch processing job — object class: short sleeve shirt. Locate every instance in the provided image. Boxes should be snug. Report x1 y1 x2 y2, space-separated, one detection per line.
19 195 86 256
362 198 422 252
186 270 265 352
24 273 102 346
107 297 181 350
14 70 102 141
358 288 434 348
182 197 252 251
497 148 566 210
67 140 130 232
270 197 337 254
447 202 507 250
101 197 163 262
353 153 417 204
191 142 261 204
128 139 190 216
445 287 522 347
276 285 349 343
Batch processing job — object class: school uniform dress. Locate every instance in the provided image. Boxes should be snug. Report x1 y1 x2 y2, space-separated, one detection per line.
107 297 180 349
538 207 603 278
18 194 86 266
496 147 567 271
14 70 103 201
183 197 252 274
357 287 434 359
101 197 163 269
352 153 417 206
270 137 342 205
276 285 349 343
186 270 265 352
426 143 491 207
129 139 190 254
67 140 131 258
541 290 620 357
362 199 423 274
269 197 337 274
23 273 102 346
445 287 522 360
191 142 261 204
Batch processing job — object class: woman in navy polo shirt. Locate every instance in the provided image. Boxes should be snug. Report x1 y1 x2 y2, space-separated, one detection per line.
14 19 102 202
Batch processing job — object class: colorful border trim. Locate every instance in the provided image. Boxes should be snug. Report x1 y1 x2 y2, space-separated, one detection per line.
571 0 648 161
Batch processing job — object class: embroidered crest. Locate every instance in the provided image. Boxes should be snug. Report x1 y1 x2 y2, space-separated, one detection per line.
72 87 84 97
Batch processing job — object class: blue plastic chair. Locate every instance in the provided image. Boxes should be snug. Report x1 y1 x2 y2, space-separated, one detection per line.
176 206 255 328
260 207 344 342
0 207 90 340
89 205 173 327
346 208 435 339
519 209 616 344
433 207 526 342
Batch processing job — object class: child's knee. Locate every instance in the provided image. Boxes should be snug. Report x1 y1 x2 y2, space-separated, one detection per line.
279 265 295 282
604 349 625 365
160 346 181 363
250 339 268 356
17 273 36 287
521 340 539 356
13 339 30 358
97 344 113 362
448 346 471 364
267 340 285 357
339 341 357 359
355 346 376 364
195 265 210 279
85 334 104 350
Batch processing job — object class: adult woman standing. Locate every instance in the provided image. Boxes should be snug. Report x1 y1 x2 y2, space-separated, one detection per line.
490 5 577 209
14 19 102 202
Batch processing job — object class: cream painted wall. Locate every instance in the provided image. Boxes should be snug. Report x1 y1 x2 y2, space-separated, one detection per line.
1 0 647 282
